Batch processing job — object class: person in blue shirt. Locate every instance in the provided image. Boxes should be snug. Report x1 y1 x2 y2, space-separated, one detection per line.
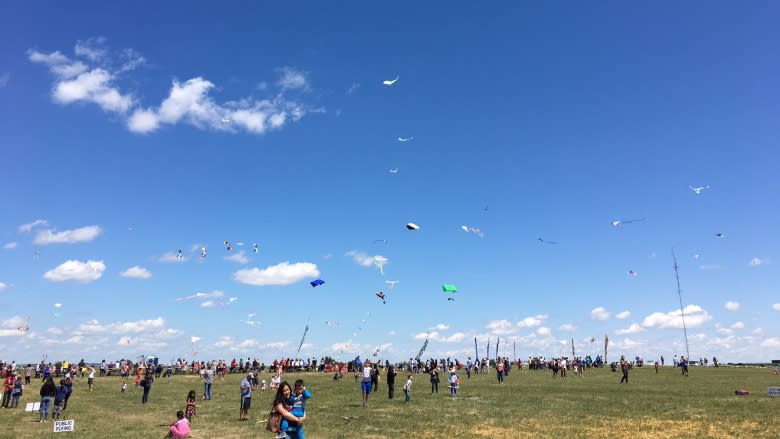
53 380 67 420
279 379 311 439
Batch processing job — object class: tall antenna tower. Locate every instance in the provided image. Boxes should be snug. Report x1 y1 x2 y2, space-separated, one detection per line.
672 250 690 361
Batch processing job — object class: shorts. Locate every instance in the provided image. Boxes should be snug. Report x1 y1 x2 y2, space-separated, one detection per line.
241 397 251 410
88 378 94 385
361 380 372 394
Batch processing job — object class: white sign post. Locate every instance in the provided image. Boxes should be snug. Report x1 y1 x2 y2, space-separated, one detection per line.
53 420 75 432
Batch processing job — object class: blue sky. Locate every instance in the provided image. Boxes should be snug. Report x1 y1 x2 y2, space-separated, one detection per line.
1 1 778 364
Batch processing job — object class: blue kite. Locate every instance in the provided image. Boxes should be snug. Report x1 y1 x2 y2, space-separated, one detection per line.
311 279 325 288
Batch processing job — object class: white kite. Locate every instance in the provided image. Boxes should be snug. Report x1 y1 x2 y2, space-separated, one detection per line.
382 76 399 86
177 249 184 259
385 280 399 289
611 218 645 228
224 241 232 252
689 185 710 194
398 137 414 142
406 223 420 230
242 313 262 328
200 247 207 259
389 168 399 174
253 243 259 254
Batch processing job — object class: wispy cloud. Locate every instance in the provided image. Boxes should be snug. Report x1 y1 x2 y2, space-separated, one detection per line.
615 310 631 319
30 40 314 136
34 225 102 245
345 251 389 268
724 301 740 311
78 317 165 334
0 316 28 337
120 265 152 279
347 82 360 95
224 251 249 264
18 219 48 233
159 251 187 263
772 303 780 312
233 261 319 286
517 315 547 328
0 72 9 89
2 242 16 249
276 67 309 90
0 282 8 292
43 259 105 283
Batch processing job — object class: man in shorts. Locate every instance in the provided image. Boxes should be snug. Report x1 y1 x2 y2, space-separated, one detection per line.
239 373 252 421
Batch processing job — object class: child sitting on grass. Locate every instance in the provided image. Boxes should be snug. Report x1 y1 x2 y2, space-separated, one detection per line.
166 410 191 439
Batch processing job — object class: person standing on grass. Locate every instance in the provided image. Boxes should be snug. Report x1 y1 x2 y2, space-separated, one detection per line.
87 366 95 392
38 376 56 422
239 373 252 421
620 356 629 383
386 364 397 399
496 359 505 383
360 359 373 407
403 375 413 403
203 366 213 400
141 371 154 404
430 368 440 395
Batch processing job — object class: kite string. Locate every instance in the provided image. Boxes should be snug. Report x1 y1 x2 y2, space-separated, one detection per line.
672 250 690 361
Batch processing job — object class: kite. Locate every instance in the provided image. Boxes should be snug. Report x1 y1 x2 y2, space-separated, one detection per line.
224 241 232 252
32 250 41 259
406 223 420 230
200 247 207 259
310 279 325 288
715 233 725 238
373 239 388 244
461 226 484 237
611 218 645 228
296 320 310 356
17 318 30 333
628 270 638 277
385 280 399 289
253 243 259 254
398 137 414 142
382 76 399 86
221 118 231 123
750 258 763 266
376 291 386 304
53 303 62 318
442 284 458 293
177 249 184 259
537 238 559 244
374 256 389 275
689 185 710 194
324 321 340 327
389 168 399 174
415 335 429 361
190 337 200 356
373 347 381 356
447 297 455 302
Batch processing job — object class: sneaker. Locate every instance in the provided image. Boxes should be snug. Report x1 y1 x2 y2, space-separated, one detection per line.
274 433 287 439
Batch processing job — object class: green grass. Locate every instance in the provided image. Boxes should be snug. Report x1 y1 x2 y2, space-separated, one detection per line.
1 366 778 438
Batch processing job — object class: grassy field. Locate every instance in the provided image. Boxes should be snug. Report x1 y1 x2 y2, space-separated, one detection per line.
1 365 778 438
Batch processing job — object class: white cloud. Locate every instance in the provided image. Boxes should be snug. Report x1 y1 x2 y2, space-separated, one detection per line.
277 67 309 90
18 219 48 233
44 259 105 283
414 331 436 340
443 332 465 343
201 297 237 308
615 323 645 335
615 310 631 320
233 261 319 286
431 323 450 331
761 338 780 348
224 251 249 264
730 321 744 329
74 36 107 61
517 315 547 328
0 72 9 88
486 320 515 336
724 301 740 311
345 251 389 268
773 303 780 312
558 323 575 331
347 82 360 95
641 304 712 329
591 307 611 321
536 327 551 336
53 68 134 112
77 317 165 334
120 265 152 279
0 282 7 292
128 77 308 135
3 242 17 249
34 225 102 245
